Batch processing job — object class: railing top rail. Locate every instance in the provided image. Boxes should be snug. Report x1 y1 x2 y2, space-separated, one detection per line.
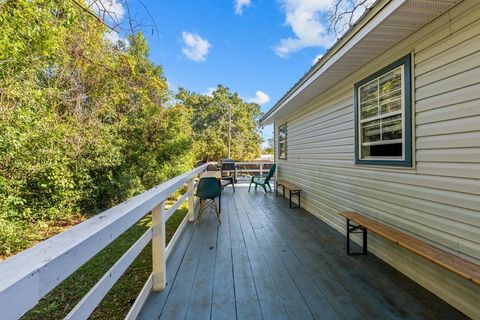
235 161 273 164
0 163 209 320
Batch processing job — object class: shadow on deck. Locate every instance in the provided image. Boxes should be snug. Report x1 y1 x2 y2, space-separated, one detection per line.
138 184 466 320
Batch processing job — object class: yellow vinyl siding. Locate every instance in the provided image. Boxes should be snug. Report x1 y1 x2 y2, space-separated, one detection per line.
274 0 480 317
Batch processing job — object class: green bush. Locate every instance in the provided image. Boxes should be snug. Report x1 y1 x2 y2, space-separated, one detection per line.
0 0 195 256
0 0 262 257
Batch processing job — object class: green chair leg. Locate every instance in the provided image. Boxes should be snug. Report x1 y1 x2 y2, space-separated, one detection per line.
246 165 276 194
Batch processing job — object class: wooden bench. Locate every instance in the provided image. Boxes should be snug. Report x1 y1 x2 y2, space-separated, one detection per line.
339 211 480 286
276 180 302 208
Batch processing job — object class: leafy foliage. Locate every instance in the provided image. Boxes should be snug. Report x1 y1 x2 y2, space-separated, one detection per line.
0 0 262 258
263 137 274 154
0 0 197 256
177 85 263 161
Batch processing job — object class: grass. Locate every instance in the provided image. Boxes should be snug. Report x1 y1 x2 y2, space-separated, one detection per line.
0 215 86 261
21 201 189 319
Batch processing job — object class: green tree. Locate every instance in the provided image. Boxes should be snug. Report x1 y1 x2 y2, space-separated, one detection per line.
263 138 274 154
176 85 263 161
0 0 194 256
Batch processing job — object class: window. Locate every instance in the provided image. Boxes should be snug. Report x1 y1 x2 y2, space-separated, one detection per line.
354 55 412 167
278 123 287 160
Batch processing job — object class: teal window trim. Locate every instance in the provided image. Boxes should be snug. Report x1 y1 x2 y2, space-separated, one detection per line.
354 54 412 167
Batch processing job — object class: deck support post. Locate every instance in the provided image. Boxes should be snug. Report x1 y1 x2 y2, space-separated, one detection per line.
187 178 195 222
152 202 166 291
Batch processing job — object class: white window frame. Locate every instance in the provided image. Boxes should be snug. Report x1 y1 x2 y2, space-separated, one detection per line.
358 65 405 161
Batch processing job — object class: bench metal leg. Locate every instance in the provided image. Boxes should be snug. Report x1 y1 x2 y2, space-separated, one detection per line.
347 219 367 255
289 190 301 209
277 184 301 209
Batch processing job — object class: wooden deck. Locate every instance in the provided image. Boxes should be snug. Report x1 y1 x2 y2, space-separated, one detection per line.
138 185 467 320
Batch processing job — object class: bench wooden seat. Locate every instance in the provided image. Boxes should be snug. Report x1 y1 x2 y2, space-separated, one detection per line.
276 180 302 208
339 211 480 286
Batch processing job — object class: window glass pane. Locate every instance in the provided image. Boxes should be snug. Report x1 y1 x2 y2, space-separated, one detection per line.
379 89 401 105
361 99 378 119
278 126 286 141
381 114 402 141
379 67 402 96
355 57 409 163
359 81 377 104
278 142 285 158
362 120 380 143
278 125 287 159
380 98 401 115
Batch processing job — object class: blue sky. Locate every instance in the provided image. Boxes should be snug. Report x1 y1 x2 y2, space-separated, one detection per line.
97 0 357 145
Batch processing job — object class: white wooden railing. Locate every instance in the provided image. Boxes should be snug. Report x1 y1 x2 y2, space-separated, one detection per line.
234 161 274 178
0 163 210 320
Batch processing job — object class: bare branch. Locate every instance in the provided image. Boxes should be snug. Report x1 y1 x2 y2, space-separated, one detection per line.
71 0 117 32
136 0 160 41
123 0 140 61
328 0 370 37
71 0 161 60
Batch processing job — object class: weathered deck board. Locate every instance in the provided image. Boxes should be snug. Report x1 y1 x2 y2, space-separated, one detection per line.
254 191 463 319
138 185 468 320
211 193 236 320
242 195 362 320
235 192 319 320
228 194 263 320
184 209 218 320
158 211 213 320
233 193 289 320
137 221 196 319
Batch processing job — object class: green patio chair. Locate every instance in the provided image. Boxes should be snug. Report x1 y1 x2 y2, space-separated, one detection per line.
196 177 221 224
248 164 276 193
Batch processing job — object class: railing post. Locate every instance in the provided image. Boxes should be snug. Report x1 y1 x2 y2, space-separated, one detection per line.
187 178 195 222
260 163 263 176
152 202 166 291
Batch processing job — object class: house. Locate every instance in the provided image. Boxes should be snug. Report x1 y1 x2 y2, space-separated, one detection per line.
1 0 479 319
260 0 480 317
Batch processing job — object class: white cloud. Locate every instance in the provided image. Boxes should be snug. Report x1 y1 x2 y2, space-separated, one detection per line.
274 0 374 58
247 91 270 105
274 0 334 57
235 0 251 15
181 32 212 62
312 53 323 65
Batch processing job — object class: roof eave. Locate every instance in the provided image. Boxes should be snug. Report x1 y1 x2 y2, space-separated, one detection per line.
259 0 396 126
